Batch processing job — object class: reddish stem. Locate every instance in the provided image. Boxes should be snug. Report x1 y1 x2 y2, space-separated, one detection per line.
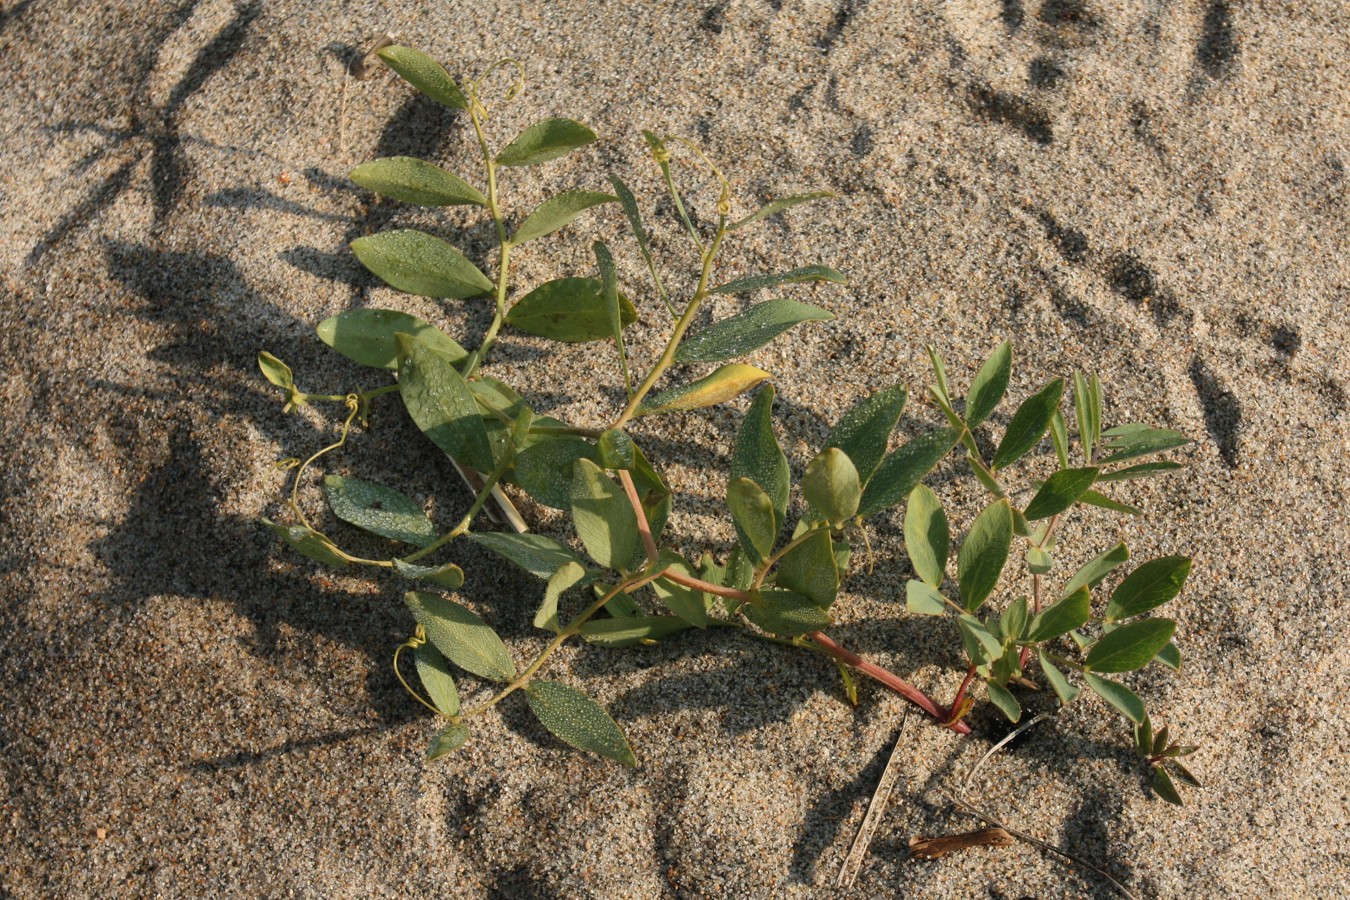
617 468 659 563
947 664 977 720
807 631 972 734
660 568 752 601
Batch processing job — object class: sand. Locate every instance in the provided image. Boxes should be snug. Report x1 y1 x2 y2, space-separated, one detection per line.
1 0 1347 896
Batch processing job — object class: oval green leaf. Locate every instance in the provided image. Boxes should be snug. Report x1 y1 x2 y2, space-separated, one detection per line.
1038 652 1081 704
496 118 598 167
709 265 847 294
904 484 949 588
728 191 836 231
1024 466 1099 520
1083 672 1146 723
857 426 961 517
263 518 350 568
1085 618 1177 673
258 351 293 388
1063 542 1130 597
742 589 834 636
1105 556 1192 622
467 531 586 579
376 46 469 109
801 448 861 525
637 364 771 416
349 157 486 206
404 591 516 683
966 341 1012 428
396 332 494 472
323 475 437 546
674 299 834 363
774 529 839 608
352 229 493 299
525 679 636 766
992 378 1064 471
1026 585 1091 642
536 560 589 632
957 499 1013 612
651 551 711 627
414 643 460 716
317 308 467 370
513 437 601 509
730 386 789 526
986 680 1022 723
826 386 907 486
579 615 697 647
905 580 949 615
392 559 466 588
570 458 639 573
506 277 637 343
426 723 470 760
727 476 777 564
512 190 617 245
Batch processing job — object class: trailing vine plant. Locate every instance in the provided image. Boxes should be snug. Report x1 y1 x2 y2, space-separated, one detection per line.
258 45 1200 807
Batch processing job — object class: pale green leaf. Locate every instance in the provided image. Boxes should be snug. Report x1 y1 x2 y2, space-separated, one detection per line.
1084 672 1146 723
404 591 516 683
316 308 467 370
392 559 466 588
426 723 470 760
349 157 486 206
1062 542 1129 597
496 118 598 167
730 386 789 525
904 484 949 588
352 229 493 299
570 459 639 572
857 427 961 517
728 191 836 230
1026 585 1091 642
826 386 907 486
579 616 696 647
1106 556 1192 622
377 46 469 109
526 679 636 766
986 680 1022 723
637 364 770 416
801 448 861 524
905 580 949 615
1085 619 1176 673
467 531 586 579
774 529 839 608
1024 467 1099 520
957 499 1013 612
506 277 637 343
323 475 437 546
537 560 588 632
1038 652 1080 704
513 437 601 509
675 299 833 363
992 379 1064 470
257 352 293 388
727 476 777 564
414 643 460 715
966 341 1012 428
263 518 350 568
396 332 494 471
513 190 617 244
742 589 833 636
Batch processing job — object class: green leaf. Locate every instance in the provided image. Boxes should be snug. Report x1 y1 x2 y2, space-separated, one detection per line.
352 229 493 299
675 299 834 363
1024 467 1099 520
742 589 833 636
986 681 1022 723
596 429 635 470
774 529 839 607
571 459 639 573
1169 762 1202 788
512 190 617 244
579 615 696 647
801 448 861 524
1098 424 1191 464
904 484 949 588
1001 597 1029 642
1072 372 1098 463
263 518 350 567
525 679 636 766
728 191 836 231
414 643 460 716
638 364 771 416
513 437 600 509
506 277 637 343
727 477 777 564
966 341 1012 428
1050 410 1070 469
404 591 516 683
1156 641 1182 671
857 426 961 517
257 352 293 388
905 580 949 615
992 378 1064 470
651 551 711 627
1085 619 1176 673
1063 542 1130 597
1024 547 1053 575
426 723 470 761
322 475 437 547
1135 717 1155 757
594 240 629 389
957 615 1002 666
957 499 1014 612
1096 461 1185 482
730 386 789 525
316 309 466 371
1084 672 1145 723
827 386 907 486
1079 489 1141 516
1026 586 1091 642
349 157 486 206
396 332 494 471
927 346 953 408
1038 652 1080 704
537 560 588 632
467 531 585 579
608 175 667 307
496 118 598 167
1106 556 1192 622
376 46 469 109
391 559 466 588
1151 766 1183 805
709 265 848 294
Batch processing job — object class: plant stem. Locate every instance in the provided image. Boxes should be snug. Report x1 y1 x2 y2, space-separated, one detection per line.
399 458 511 564
947 664 978 722
806 631 971 734
659 568 752 602
612 221 727 426
617 468 659 563
462 94 512 379
751 524 832 589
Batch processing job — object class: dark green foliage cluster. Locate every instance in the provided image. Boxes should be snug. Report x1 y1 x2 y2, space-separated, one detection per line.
259 46 1199 806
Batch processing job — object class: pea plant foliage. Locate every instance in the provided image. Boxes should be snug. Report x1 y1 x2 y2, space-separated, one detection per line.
259 46 1200 810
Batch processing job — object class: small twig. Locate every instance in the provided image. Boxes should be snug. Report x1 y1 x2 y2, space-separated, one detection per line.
908 826 1015 859
837 708 911 889
451 460 529 534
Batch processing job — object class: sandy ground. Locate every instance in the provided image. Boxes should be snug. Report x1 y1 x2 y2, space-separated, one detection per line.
1 0 1347 896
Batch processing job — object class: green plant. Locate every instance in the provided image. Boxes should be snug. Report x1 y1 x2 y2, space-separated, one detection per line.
258 45 1200 806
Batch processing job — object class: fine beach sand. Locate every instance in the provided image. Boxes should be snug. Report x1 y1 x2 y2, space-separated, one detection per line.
2 1 1347 896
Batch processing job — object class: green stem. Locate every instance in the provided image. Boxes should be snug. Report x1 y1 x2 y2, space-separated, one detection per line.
462 92 512 379
301 383 401 404
613 221 727 427
399 458 511 564
288 397 360 531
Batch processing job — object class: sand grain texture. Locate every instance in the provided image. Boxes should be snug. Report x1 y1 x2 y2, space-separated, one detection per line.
1 1 1347 897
